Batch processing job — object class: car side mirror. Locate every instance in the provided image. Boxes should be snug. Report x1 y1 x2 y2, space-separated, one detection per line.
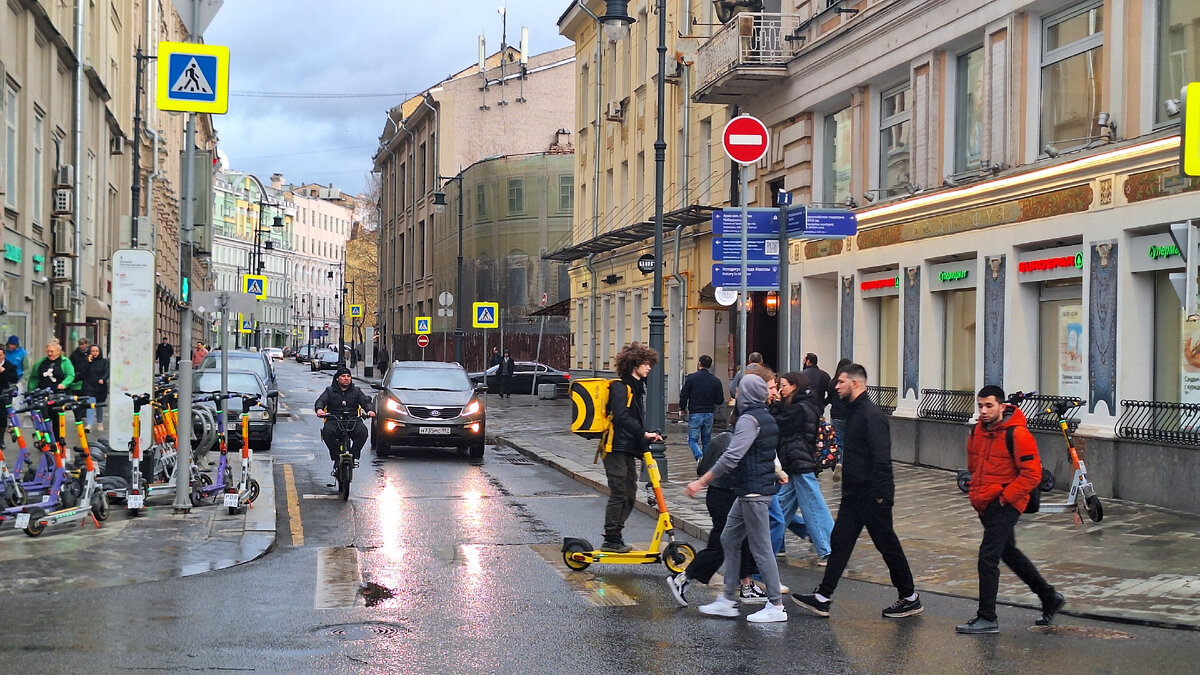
474 382 489 393
267 390 279 399
371 383 382 390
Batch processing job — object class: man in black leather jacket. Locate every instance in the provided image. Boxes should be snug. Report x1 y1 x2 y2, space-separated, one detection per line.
601 342 663 553
315 367 375 471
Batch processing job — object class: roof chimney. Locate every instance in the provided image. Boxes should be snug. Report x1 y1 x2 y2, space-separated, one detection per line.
270 173 284 190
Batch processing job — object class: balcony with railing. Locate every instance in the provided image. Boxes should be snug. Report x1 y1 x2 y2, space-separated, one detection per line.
1116 400 1200 447
866 385 897 415
693 13 802 105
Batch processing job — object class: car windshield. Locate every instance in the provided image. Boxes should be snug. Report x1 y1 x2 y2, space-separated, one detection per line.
193 372 264 396
387 367 472 391
201 353 268 378
320 352 340 362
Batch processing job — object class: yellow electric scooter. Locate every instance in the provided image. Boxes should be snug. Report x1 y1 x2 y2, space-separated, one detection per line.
561 446 695 573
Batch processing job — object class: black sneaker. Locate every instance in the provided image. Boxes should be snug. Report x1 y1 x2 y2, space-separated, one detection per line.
882 594 924 618
955 616 999 634
665 572 690 607
1035 592 1065 626
600 540 632 553
791 589 831 617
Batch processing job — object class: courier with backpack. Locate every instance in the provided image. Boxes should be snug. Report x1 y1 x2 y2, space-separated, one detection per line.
569 378 631 463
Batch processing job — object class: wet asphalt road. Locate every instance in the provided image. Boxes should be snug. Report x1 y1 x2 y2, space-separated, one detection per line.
0 361 1196 673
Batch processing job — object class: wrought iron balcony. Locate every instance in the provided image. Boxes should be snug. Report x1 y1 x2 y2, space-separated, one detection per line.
693 13 802 105
917 389 974 423
866 385 897 415
1116 400 1200 447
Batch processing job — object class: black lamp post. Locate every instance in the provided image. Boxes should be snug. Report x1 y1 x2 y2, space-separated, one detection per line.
246 175 284 349
432 176 464 365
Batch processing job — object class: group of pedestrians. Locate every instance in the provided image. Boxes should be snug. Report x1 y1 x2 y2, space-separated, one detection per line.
0 336 109 439
648 348 1065 632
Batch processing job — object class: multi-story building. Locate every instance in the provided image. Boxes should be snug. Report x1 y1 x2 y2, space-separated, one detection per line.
373 44 575 361
1 0 214 351
286 180 354 349
683 0 1199 513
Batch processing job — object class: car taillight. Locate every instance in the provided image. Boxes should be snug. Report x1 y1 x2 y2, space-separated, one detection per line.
563 373 570 380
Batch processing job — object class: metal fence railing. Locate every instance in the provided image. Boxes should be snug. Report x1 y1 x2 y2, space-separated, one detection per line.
1011 393 1083 432
866 386 898 415
1115 399 1200 447
916 388 974 422
695 13 803 89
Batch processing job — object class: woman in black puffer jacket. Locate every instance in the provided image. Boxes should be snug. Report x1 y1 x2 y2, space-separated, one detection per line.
770 371 834 562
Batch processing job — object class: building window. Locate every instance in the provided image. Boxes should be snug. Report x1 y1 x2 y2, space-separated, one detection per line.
1040 1 1104 150
943 289 976 390
879 83 912 195
32 111 44 225
875 296 900 388
4 83 18 209
507 177 525 215
1157 0 1200 126
955 48 985 173
1037 283 1085 397
558 175 574 213
475 182 487 221
699 118 713 204
823 107 852 205
507 265 526 307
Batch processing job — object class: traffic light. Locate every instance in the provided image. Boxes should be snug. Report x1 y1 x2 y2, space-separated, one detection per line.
181 276 190 304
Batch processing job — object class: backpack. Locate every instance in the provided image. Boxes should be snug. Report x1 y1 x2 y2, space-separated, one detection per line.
815 418 839 470
569 378 630 462
1003 426 1041 514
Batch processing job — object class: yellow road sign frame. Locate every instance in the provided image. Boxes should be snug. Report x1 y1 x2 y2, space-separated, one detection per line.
414 316 432 335
243 274 267 300
349 304 363 318
473 302 499 329
156 41 230 114
237 314 255 334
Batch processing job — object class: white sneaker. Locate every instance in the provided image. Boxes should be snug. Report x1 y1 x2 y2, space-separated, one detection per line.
698 595 739 617
747 602 788 623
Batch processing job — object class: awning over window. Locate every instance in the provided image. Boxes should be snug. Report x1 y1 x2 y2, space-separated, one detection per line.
543 204 717 262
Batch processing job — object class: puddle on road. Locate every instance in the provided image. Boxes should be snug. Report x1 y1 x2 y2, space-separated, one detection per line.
360 581 396 607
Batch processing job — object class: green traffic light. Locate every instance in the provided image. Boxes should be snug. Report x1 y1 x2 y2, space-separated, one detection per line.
182 276 190 303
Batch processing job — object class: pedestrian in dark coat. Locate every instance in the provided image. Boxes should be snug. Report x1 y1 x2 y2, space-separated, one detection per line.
82 345 109 431
497 350 516 398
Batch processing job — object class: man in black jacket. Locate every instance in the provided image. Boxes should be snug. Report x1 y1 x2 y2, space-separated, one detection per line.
679 354 725 460
601 342 663 553
155 337 174 375
802 353 831 409
793 363 923 620
315 367 375 471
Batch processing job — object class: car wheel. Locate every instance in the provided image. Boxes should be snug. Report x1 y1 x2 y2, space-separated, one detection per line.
255 432 273 451
469 439 485 460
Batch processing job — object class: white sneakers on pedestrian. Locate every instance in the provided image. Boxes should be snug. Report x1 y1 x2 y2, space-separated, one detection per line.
698 595 740 617
747 602 788 623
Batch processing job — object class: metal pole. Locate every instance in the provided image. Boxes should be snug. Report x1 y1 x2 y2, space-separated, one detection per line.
131 43 145 247
173 94 197 510
778 197 790 372
646 0 668 433
338 256 346 366
738 167 748 375
454 175 465 365
219 293 229 403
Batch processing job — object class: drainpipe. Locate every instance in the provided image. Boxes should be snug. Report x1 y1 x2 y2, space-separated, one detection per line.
381 114 401 351
399 118 416 339
585 253 598 376
671 222 687 387
576 0 604 374
673 0 692 395
71 0 85 325
420 94 439 324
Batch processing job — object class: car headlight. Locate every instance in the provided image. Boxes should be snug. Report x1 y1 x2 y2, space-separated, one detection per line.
386 397 407 415
463 400 481 416
255 409 271 421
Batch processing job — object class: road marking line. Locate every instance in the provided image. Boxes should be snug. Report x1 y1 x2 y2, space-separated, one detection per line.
283 463 304 547
314 546 362 609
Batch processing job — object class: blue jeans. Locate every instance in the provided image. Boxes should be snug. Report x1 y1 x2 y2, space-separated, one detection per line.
770 481 810 553
768 492 785 553
778 472 834 557
687 412 714 460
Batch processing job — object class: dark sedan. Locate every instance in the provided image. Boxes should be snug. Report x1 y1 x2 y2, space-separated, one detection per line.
192 369 277 451
468 361 571 395
372 361 486 458
311 350 341 371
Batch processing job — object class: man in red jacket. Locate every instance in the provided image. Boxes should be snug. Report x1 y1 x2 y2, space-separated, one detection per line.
957 385 1064 634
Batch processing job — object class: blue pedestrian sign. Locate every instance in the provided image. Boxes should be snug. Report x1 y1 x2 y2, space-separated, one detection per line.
156 42 229 114
712 208 779 236
414 317 432 335
473 302 499 329
242 274 266 300
713 237 780 262
785 206 858 239
712 264 780 290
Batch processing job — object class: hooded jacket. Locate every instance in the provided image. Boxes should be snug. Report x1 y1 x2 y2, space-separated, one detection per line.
967 405 1042 514
707 374 779 497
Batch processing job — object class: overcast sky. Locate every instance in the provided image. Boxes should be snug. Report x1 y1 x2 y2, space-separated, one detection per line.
204 1 573 196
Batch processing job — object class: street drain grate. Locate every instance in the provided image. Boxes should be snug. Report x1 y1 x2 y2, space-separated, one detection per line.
311 621 410 640
1027 625 1132 639
495 451 534 465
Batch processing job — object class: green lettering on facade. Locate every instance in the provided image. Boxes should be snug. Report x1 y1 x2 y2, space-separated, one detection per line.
939 269 969 282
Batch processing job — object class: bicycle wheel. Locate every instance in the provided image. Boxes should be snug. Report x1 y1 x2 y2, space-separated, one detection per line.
337 458 352 501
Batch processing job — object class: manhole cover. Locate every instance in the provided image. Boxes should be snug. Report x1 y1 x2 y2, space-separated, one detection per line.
310 621 410 640
1027 625 1132 639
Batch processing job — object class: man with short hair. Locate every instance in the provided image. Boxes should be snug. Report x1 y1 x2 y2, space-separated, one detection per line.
729 351 764 403
679 355 725 460
793 363 923 620
801 353 831 410
956 385 1063 634
155 337 174 375
191 340 209 368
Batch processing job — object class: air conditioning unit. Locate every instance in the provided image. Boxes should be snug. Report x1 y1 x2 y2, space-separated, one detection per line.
52 283 73 312
52 187 72 215
55 165 74 187
604 100 625 122
52 219 76 257
109 136 126 155
51 257 71 281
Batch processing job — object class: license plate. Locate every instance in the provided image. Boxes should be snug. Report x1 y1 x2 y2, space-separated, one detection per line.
14 513 30 529
127 495 145 509
419 426 452 435
223 493 240 507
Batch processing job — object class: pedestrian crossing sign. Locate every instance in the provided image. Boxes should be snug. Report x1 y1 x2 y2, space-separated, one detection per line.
156 41 229 114
349 304 363 318
414 316 432 335
237 314 255 334
242 274 267 299
472 302 499 329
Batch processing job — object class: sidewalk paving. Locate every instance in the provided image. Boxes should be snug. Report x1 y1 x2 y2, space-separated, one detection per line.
479 393 1200 630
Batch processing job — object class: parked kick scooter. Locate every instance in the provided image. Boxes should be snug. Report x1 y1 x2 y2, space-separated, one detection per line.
226 394 262 514
1036 398 1103 523
1 389 65 506
106 392 153 515
561 441 696 572
190 392 239 506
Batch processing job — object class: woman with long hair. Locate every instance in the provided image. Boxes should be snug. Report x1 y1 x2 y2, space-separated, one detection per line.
771 371 835 565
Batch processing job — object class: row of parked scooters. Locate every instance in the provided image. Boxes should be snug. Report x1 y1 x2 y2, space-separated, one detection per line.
0 375 261 537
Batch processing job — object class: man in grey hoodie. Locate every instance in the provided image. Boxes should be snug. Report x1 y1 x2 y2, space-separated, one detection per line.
685 372 787 623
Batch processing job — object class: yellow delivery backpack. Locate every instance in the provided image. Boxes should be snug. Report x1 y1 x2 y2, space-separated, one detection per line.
570 378 630 462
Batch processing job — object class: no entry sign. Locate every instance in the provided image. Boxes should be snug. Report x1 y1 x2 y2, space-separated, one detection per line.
722 115 769 164
416 334 430 348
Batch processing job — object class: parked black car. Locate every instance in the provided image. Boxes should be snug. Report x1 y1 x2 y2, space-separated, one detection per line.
311 350 341 371
197 350 279 421
467 361 571 395
372 361 486 458
191 369 277 450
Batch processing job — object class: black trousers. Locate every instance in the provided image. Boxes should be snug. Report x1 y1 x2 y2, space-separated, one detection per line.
685 484 757 584
500 375 513 397
818 492 916 599
157 358 171 374
321 420 368 462
603 451 638 540
976 500 1055 621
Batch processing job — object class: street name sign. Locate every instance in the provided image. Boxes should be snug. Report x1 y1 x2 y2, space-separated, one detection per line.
712 208 779 236
713 237 779 262
712 264 780 290
785 206 858 238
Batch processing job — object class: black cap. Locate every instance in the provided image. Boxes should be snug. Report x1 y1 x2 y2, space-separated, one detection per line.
334 366 352 378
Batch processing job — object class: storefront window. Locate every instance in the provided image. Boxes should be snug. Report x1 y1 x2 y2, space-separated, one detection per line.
1037 283 1085 397
877 295 899 388
1040 1 1105 150
823 107 852 205
943 289 976 390
1155 270 1182 402
1157 0 1200 125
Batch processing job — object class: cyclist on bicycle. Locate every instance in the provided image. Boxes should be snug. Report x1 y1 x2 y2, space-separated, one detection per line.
314 367 374 472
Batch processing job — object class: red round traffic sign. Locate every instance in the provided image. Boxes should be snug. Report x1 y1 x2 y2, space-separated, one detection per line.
416 334 430 348
722 115 769 164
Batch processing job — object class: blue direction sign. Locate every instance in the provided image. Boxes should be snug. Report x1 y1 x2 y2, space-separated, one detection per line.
712 208 780 236
712 264 780 290
713 237 780 262
786 206 858 238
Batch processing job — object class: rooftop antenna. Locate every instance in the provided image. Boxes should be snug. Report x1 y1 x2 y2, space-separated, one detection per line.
497 7 508 106
478 35 490 110
517 26 529 103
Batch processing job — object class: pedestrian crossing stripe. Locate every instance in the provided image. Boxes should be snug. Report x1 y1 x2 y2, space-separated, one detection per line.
414 317 432 334
170 57 214 95
473 301 499 328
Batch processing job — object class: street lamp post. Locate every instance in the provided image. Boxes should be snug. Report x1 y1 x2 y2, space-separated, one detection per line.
433 175 464 365
647 0 668 434
245 175 284 350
